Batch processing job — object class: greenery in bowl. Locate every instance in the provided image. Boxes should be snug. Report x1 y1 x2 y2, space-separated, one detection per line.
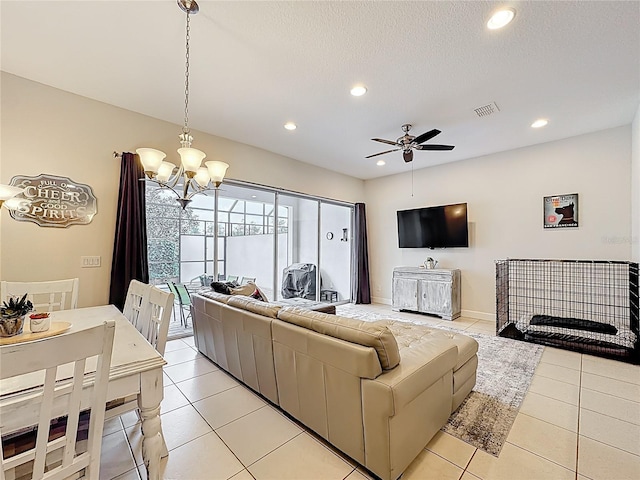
1 294 34 318
0 294 34 337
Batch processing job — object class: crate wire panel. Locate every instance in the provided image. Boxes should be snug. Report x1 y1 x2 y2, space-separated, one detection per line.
495 259 639 364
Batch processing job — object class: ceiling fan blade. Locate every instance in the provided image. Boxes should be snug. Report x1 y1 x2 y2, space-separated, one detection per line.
365 148 400 158
403 150 413 163
412 129 441 145
372 138 400 146
415 144 455 151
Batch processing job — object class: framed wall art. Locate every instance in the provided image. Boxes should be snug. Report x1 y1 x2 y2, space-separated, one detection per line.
543 193 578 228
8 173 97 228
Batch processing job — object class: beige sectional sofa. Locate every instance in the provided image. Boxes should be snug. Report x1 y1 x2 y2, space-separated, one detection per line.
191 291 478 480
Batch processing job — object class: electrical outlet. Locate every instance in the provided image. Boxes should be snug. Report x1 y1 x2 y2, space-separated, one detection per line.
81 256 101 268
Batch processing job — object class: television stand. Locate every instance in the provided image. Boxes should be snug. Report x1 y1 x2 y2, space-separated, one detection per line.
392 267 461 320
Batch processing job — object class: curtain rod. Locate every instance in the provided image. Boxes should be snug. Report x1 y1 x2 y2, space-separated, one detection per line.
113 151 122 158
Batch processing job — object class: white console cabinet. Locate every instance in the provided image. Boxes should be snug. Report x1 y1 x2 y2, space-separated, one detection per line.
392 267 461 321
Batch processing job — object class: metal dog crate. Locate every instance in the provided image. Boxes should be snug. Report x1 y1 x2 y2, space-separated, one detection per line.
496 259 639 364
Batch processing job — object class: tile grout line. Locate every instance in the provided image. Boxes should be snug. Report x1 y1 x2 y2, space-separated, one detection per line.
575 353 583 480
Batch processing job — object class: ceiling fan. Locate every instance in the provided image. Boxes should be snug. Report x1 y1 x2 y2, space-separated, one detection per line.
366 124 455 163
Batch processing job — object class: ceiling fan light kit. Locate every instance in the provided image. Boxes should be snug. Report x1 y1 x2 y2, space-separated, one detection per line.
366 124 455 163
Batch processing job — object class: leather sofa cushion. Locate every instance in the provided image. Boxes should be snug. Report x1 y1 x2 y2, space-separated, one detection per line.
227 296 282 318
277 307 400 370
197 289 232 304
382 320 478 370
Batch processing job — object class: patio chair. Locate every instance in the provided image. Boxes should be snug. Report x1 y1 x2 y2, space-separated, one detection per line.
0 320 116 480
240 276 256 285
172 282 192 328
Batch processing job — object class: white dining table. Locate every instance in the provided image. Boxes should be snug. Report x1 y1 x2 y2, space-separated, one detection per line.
0 305 167 480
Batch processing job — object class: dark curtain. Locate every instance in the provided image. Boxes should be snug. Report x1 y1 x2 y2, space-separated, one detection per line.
352 202 371 304
109 152 149 311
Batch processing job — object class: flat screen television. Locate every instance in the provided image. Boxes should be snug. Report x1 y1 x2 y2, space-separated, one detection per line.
397 203 469 248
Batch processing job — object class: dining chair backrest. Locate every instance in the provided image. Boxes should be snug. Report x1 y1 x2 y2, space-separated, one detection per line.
0 320 116 480
227 275 239 283
138 285 174 356
1 278 79 312
123 280 173 356
240 277 256 285
122 280 148 328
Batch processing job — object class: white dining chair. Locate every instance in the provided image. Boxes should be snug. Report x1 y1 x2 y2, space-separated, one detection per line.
105 282 172 456
1 278 79 311
122 280 173 356
0 320 116 480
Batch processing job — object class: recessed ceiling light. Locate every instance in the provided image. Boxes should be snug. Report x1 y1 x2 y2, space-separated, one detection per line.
376 160 386 166
284 122 297 131
251 195 257 199
487 8 516 30
531 119 549 128
350 85 367 97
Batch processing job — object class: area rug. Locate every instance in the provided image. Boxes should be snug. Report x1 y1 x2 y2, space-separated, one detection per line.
336 304 544 456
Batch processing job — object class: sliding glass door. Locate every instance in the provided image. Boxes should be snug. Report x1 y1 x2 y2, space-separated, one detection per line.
146 180 354 305
319 203 353 303
276 195 318 302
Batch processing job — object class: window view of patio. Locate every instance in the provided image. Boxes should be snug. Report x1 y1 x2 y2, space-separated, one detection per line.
146 181 354 308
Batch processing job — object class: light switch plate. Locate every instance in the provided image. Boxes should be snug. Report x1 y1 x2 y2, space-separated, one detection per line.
81 256 101 268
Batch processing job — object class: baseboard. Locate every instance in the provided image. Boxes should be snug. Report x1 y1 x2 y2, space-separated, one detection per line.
368 299 494 322
371 296 392 305
462 310 495 322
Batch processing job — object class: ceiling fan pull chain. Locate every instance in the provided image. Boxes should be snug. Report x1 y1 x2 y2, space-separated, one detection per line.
411 162 414 197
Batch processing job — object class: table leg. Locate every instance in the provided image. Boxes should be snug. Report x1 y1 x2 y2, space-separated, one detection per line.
139 368 165 480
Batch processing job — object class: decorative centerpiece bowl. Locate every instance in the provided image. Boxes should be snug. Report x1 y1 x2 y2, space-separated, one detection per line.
0 294 34 337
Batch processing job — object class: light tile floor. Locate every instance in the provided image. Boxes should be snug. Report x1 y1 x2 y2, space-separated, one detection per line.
99 304 640 480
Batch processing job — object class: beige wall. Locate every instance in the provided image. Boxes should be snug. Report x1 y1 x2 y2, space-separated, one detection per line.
632 103 640 262
0 73 364 307
364 126 632 319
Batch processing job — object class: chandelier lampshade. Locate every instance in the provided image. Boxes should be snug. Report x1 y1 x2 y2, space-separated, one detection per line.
156 162 177 183
177 147 206 177
205 161 230 187
0 184 24 209
137 148 166 177
193 167 211 187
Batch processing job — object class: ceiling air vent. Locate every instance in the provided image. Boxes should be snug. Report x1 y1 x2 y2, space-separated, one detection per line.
474 102 500 117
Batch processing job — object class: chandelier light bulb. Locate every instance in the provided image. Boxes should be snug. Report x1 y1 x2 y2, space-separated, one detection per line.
194 166 211 187
156 161 176 183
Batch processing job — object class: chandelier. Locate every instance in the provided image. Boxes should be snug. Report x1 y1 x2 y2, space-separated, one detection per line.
136 0 228 209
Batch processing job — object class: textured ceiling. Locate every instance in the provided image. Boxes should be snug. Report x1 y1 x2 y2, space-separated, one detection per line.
2 1 639 180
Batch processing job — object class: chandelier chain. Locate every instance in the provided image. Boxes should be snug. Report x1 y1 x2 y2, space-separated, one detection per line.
183 10 191 135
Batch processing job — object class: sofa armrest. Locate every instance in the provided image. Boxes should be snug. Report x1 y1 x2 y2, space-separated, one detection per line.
361 340 457 480
364 340 457 415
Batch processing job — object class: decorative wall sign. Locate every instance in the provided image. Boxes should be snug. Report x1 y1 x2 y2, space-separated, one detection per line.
544 193 578 228
8 174 97 228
